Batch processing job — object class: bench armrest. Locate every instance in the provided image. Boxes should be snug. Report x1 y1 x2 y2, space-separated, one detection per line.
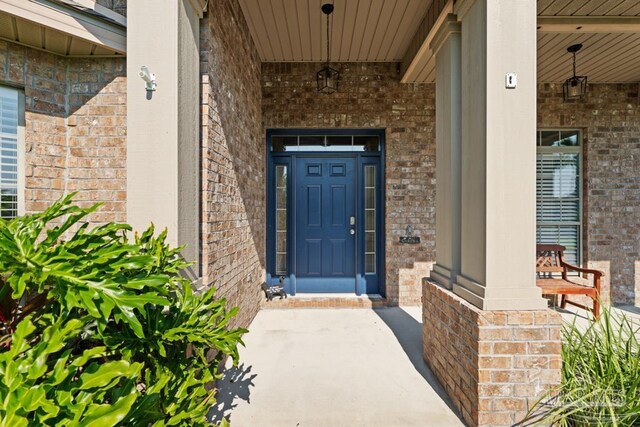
561 261 604 278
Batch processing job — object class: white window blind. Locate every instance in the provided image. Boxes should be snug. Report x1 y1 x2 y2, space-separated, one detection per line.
0 86 21 219
536 130 582 266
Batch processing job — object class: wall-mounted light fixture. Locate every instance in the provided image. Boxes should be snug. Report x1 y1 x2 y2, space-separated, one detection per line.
563 44 587 100
139 66 157 91
317 3 339 94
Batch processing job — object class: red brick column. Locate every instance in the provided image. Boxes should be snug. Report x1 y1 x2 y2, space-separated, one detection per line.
422 279 562 426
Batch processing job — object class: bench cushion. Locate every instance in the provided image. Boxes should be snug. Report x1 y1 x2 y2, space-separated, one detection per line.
536 278 596 296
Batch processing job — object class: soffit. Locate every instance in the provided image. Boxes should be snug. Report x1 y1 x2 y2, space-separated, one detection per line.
0 0 125 57
237 0 432 62
538 0 640 83
537 32 640 83
538 0 640 16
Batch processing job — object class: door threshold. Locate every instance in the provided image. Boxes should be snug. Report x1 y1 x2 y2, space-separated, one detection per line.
295 293 384 299
260 293 387 309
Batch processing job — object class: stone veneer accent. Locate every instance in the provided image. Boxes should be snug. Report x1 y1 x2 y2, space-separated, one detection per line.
0 41 126 224
538 83 640 305
199 0 265 329
262 63 435 305
423 279 562 427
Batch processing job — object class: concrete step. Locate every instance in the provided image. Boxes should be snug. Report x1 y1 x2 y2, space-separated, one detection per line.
260 293 387 309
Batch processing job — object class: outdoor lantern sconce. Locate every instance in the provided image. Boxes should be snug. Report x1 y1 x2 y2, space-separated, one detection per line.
139 65 157 91
317 3 339 94
563 43 587 100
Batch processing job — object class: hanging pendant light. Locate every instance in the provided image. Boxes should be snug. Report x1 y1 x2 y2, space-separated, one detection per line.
317 3 339 94
563 43 588 100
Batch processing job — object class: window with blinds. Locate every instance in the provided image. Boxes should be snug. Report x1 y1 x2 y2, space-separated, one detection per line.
536 130 582 266
0 86 22 220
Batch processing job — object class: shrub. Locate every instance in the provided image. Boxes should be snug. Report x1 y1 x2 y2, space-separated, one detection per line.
0 195 246 426
527 306 640 426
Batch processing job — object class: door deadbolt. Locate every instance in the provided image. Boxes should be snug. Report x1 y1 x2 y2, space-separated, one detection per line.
350 216 356 225
350 229 355 235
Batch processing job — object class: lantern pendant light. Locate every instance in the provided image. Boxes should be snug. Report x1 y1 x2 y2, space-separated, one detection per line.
317 3 339 94
563 43 588 100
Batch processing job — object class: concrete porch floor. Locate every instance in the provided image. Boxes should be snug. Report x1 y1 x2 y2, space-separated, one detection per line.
211 307 465 426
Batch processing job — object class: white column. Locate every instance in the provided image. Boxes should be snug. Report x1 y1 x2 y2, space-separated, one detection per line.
127 0 205 279
453 0 547 310
430 15 462 290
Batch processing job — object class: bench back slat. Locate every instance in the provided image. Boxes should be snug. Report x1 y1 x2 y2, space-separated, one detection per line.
536 244 566 275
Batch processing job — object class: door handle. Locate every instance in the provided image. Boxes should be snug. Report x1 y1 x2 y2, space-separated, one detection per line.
350 216 356 225
350 229 355 235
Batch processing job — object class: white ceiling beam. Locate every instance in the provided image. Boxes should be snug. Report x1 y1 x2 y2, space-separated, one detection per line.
537 16 640 33
0 0 125 54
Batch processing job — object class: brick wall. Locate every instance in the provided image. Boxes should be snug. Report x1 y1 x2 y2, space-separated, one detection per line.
262 63 436 305
200 0 264 329
0 41 126 223
538 83 640 305
423 279 562 426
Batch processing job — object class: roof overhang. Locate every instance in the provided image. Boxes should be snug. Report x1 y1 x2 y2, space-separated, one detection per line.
0 0 126 57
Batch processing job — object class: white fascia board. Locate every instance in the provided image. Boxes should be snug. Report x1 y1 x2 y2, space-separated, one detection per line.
0 0 126 54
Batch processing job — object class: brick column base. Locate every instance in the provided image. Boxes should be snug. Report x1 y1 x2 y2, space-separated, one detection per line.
422 279 562 426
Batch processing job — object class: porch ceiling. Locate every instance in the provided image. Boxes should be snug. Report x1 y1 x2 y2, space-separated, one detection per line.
537 0 640 83
538 0 640 16
237 0 432 62
241 0 640 84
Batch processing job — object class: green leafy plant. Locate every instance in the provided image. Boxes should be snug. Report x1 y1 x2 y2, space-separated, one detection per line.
525 306 640 426
0 194 246 426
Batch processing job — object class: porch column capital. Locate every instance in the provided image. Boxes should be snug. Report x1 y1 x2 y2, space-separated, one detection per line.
430 14 461 56
453 0 477 21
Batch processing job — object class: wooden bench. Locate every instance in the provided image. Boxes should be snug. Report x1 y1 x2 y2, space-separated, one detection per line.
536 244 603 319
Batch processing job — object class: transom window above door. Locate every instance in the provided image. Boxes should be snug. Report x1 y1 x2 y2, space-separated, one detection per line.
271 135 380 152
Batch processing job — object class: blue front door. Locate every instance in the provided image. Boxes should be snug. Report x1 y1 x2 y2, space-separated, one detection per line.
295 157 356 292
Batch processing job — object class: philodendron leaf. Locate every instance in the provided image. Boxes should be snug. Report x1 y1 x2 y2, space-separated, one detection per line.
4 317 36 360
82 391 138 427
0 412 28 427
70 347 107 368
17 386 58 415
78 361 141 390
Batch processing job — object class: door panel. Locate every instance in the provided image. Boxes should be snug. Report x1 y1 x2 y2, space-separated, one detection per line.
306 185 321 226
305 239 322 275
330 185 346 226
296 157 356 292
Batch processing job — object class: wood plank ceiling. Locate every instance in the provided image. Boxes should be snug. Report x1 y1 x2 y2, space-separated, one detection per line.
239 0 640 83
238 0 432 62
537 0 640 82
